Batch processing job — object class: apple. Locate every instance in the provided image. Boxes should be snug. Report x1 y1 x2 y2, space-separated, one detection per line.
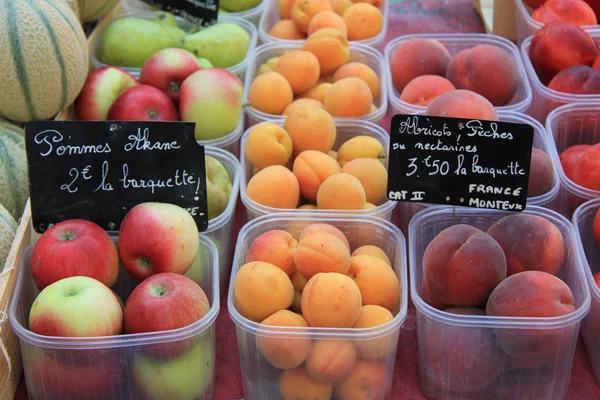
31 219 119 290
179 68 243 141
29 276 123 337
106 85 179 121
118 202 199 280
74 66 138 120
139 48 205 104
206 155 233 220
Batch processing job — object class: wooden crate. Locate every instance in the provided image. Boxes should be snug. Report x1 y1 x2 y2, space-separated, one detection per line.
473 0 517 42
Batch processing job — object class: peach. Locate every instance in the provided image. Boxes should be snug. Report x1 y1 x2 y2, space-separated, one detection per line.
247 230 298 277
351 245 391 265
258 310 311 369
283 98 324 116
246 165 300 209
284 105 337 156
342 158 388 205
337 136 386 167
594 54 600 70
532 0 598 26
293 150 342 202
269 20 307 40
316 173 367 210
426 89 499 121
486 214 565 277
234 261 295 322
446 45 520 106
306 340 357 384
258 57 280 75
399 75 456 106
390 38 451 92
294 232 351 279
528 148 555 197
595 270 600 287
299 223 351 250
291 271 309 292
420 280 448 310
303 28 351 76
330 0 353 15
291 0 333 33
324 77 373 117
334 361 391 400
548 65 600 94
307 10 348 36
348 255 401 313
290 290 303 313
275 51 321 95
343 3 383 40
595 209 600 246
298 82 332 104
529 21 598 84
423 224 507 307
279 367 333 400
333 62 380 98
301 272 362 327
560 144 592 180
279 0 296 18
352 305 395 359
249 72 294 115
244 123 293 170
572 143 600 190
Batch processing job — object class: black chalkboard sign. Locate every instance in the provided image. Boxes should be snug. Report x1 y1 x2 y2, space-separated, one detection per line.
387 115 534 211
25 121 208 233
140 0 219 27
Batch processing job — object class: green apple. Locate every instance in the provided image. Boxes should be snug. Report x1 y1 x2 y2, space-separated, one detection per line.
206 156 233 220
220 0 261 12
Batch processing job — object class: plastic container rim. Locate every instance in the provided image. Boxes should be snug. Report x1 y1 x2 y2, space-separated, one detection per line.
120 0 267 20
203 146 241 233
572 198 600 303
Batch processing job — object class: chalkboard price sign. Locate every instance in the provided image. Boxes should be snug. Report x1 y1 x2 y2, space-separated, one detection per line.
387 114 534 211
25 120 208 233
140 0 219 27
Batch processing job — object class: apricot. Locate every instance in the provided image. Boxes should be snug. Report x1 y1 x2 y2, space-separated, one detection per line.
306 340 357 384
290 290 303 313
247 230 298 277
299 223 351 250
245 123 293 170
352 305 395 359
330 0 353 15
548 65 600 94
269 20 307 40
528 148 555 197
364 202 376 209
249 72 294 115
284 106 337 156
420 280 448 310
258 310 311 369
291 0 333 33
400 75 456 106
571 143 600 190
303 28 351 76
283 98 324 116
348 255 401 313
529 21 598 84
390 38 451 92
324 77 373 117
246 165 300 209
298 204 318 210
333 62 380 98
294 232 351 279
426 90 499 121
560 144 592 180
275 51 321 95
337 136 386 167
328 150 338 160
279 0 295 18
307 11 348 36
279 367 333 400
352 0 382 6
316 173 366 210
291 271 309 292
293 150 342 202
298 82 332 104
301 272 362 328
351 245 391 265
342 158 388 205
446 45 520 106
486 214 565 277
234 261 295 322
423 224 507 307
258 57 280 75
343 3 383 41
532 0 598 26
334 361 391 400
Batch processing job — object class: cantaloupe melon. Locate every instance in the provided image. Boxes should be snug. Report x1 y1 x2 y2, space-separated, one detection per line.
78 0 119 23
0 203 17 272
0 121 29 220
0 0 89 122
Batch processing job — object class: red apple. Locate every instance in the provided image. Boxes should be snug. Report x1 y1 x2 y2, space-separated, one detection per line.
31 219 119 290
74 66 138 121
107 85 179 121
139 48 205 104
118 202 199 280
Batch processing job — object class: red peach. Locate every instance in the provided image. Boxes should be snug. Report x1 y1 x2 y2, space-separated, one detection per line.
560 144 592 180
399 75 455 106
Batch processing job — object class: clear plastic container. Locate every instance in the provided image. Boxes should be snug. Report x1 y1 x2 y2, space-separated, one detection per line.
244 42 388 126
258 0 389 49
384 33 532 116
8 235 220 400
228 213 408 400
239 119 397 221
90 11 258 82
545 102 600 217
120 0 266 26
394 111 561 237
572 198 600 386
198 114 244 157
409 205 591 400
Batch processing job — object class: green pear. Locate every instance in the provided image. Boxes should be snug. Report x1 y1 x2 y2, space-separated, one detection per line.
99 17 187 68
205 156 232 220
197 57 213 68
181 23 250 68
220 0 261 12
153 11 178 26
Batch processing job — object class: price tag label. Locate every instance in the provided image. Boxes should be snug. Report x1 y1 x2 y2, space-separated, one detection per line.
139 0 219 27
387 114 534 211
25 120 208 233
